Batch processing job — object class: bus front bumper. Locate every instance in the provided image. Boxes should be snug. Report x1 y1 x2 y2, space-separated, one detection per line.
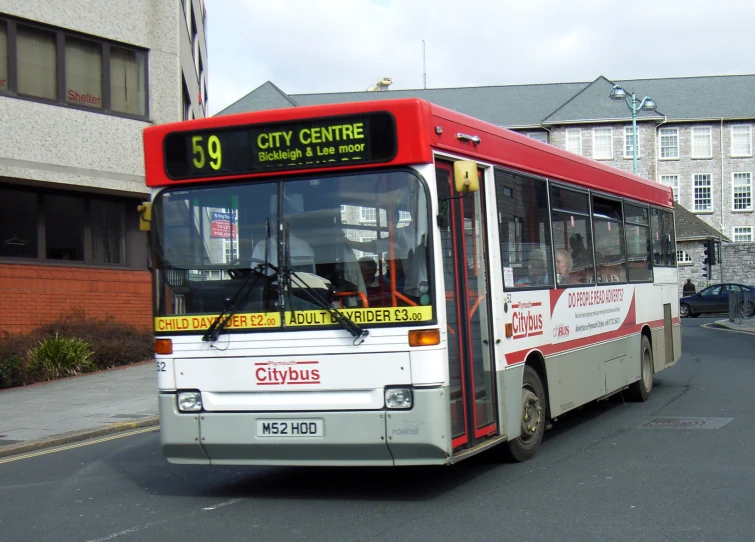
158 388 451 466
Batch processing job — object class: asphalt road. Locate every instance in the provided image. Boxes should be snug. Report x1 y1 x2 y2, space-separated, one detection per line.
2 317 754 542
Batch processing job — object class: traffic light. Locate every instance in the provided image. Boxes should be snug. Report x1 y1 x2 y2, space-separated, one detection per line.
704 238 716 266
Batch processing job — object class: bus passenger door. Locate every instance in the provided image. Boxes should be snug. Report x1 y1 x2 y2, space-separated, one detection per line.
436 161 498 451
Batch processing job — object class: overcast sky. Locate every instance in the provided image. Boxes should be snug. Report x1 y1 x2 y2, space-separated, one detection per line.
204 0 755 116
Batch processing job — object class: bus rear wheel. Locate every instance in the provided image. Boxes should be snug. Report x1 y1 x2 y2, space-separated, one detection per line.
503 365 546 462
627 335 653 402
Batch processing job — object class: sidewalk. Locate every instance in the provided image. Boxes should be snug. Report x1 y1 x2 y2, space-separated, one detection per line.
0 361 158 458
711 316 755 334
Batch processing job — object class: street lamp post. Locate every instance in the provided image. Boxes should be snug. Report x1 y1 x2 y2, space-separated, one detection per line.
609 85 657 175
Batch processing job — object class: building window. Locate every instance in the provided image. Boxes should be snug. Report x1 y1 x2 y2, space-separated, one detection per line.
692 126 712 158
0 184 136 267
360 207 376 222
624 126 641 158
0 21 8 91
732 172 752 211
46 195 85 261
182 80 192 120
732 125 752 157
0 15 148 118
733 227 753 242
526 132 548 143
593 127 612 159
110 47 147 116
676 250 692 264
0 188 37 258
65 37 102 109
565 128 582 155
660 175 679 203
17 25 57 100
192 14 200 75
693 174 712 212
90 200 125 264
660 127 679 159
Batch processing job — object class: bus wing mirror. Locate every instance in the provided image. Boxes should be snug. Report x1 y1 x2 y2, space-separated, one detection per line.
138 202 152 231
453 161 479 193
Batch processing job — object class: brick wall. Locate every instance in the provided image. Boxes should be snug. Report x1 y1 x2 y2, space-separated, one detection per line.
0 264 151 334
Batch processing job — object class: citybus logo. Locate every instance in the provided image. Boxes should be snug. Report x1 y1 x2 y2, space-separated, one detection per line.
254 361 321 386
511 303 544 339
553 324 570 338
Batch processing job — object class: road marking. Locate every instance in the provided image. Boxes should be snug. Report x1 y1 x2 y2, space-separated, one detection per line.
701 322 755 335
85 499 243 541
0 426 159 464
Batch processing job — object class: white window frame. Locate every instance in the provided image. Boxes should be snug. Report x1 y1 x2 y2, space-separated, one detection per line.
565 128 582 155
732 172 753 212
691 126 712 159
360 206 376 222
733 226 753 242
623 125 641 159
731 124 752 157
676 250 692 265
525 132 548 143
592 127 613 160
693 173 712 212
659 127 679 159
660 174 679 203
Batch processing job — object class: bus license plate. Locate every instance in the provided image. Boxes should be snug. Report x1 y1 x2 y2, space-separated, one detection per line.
256 419 324 438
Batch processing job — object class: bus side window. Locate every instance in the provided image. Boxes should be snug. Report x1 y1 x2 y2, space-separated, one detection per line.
650 207 663 266
592 196 626 284
494 170 553 289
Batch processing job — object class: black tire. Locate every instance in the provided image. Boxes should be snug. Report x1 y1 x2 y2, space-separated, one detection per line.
742 303 755 318
679 304 691 318
502 365 546 462
627 335 653 402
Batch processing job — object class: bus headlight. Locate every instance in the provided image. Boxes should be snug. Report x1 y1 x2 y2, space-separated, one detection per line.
177 391 203 412
384 387 413 409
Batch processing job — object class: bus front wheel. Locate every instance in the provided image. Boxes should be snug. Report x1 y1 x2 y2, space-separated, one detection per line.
504 365 546 462
627 335 654 402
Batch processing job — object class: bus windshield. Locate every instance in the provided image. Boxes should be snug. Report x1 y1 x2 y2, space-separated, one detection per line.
153 169 432 327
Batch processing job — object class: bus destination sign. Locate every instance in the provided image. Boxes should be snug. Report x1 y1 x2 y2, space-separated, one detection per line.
163 112 397 179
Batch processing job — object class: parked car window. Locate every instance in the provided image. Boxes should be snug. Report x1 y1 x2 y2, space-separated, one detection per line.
699 286 721 297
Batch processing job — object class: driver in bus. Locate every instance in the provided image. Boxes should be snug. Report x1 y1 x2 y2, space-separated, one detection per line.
249 194 316 274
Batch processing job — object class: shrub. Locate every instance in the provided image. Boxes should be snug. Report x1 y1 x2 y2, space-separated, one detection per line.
0 308 153 389
27 332 95 381
0 354 25 389
36 308 153 371
0 330 37 388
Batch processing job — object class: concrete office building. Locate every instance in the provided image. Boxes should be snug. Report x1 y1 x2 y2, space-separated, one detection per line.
0 1 207 333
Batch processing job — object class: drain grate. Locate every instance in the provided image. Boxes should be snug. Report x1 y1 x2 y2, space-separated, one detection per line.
644 417 733 430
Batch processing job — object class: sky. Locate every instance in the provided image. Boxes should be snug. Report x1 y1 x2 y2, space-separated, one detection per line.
204 0 755 116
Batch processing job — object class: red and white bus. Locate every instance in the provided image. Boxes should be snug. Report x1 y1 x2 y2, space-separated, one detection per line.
142 98 681 466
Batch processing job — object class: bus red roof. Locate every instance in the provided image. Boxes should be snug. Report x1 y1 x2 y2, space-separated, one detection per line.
143 98 673 208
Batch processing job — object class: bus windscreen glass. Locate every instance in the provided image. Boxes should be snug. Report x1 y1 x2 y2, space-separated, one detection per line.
153 170 433 333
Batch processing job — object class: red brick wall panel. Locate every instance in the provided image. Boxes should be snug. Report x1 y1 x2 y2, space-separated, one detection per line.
0 264 152 334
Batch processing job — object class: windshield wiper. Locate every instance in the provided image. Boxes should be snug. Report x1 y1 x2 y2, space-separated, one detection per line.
202 259 277 343
280 223 369 346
